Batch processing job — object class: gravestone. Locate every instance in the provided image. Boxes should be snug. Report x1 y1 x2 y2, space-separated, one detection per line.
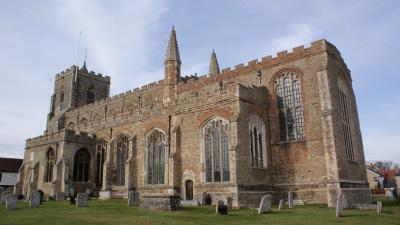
76 193 88 207
258 194 272 214
377 201 383 214
69 195 76 205
227 197 233 210
216 200 228 215
200 192 207 205
6 195 17 210
56 192 65 201
29 191 41 208
336 193 344 218
278 199 284 210
128 191 139 206
288 191 294 209
1 192 9 205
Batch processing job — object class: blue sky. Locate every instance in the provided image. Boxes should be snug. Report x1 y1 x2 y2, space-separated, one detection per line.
0 0 399 162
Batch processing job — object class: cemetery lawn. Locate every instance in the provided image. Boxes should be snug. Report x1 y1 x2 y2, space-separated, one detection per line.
1 199 399 225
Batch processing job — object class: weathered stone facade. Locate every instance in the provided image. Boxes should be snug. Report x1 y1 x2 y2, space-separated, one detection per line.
16 28 371 208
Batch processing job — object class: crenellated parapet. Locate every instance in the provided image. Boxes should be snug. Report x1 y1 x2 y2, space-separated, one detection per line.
54 65 110 83
25 129 96 148
177 39 349 93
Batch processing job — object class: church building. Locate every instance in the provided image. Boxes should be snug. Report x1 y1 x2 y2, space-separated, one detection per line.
16 28 371 208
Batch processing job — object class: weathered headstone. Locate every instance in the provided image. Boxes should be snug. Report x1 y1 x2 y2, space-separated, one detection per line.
1 192 9 205
200 192 207 205
336 194 344 218
288 191 293 209
56 192 65 201
128 191 139 206
216 200 228 215
227 197 233 210
6 195 17 210
341 194 348 209
69 195 76 205
278 199 284 210
76 193 88 207
29 191 41 208
377 201 383 214
258 194 272 214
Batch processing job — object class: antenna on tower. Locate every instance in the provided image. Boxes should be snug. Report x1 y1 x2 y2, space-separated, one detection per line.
75 32 82 81
82 48 88 70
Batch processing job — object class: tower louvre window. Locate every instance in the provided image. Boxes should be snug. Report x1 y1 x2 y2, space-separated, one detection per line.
59 86 65 103
87 87 95 104
274 72 305 141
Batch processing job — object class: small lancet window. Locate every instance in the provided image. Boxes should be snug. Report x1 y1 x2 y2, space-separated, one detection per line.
146 129 166 185
45 148 55 182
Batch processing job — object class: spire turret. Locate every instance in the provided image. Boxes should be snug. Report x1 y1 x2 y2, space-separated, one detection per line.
208 49 220 75
164 26 181 85
164 26 181 63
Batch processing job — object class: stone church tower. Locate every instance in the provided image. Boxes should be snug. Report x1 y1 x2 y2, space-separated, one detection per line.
16 27 371 208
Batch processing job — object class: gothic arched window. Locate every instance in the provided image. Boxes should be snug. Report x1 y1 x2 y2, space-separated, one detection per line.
115 136 128 186
45 148 55 182
338 74 354 160
73 148 90 182
249 114 267 168
96 140 107 187
203 118 230 182
87 87 95 104
146 129 165 185
274 72 305 141
59 86 65 103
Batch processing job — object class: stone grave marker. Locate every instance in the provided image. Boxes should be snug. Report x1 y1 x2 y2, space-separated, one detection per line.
56 192 65 201
278 199 284 210
216 200 228 215
76 193 88 207
341 194 348 209
377 201 383 214
6 195 17 210
227 197 233 210
288 191 293 209
128 191 139 206
258 194 272 214
1 192 9 205
30 191 41 208
336 193 344 218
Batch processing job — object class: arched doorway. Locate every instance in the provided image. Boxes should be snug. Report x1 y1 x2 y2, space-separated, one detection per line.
185 180 193 200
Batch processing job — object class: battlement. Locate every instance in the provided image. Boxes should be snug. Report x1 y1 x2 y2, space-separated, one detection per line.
66 78 164 115
26 129 95 148
177 39 347 93
55 65 110 82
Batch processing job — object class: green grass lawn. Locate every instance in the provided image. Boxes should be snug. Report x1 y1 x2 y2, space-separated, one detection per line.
1 199 399 225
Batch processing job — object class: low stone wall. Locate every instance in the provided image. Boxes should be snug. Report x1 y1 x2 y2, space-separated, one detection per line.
140 195 180 211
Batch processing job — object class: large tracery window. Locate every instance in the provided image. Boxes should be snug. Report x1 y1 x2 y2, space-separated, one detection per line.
338 76 354 160
203 118 230 182
249 114 267 168
146 129 166 185
96 140 107 187
275 72 305 141
115 136 128 186
45 148 55 182
73 148 90 182
87 87 95 104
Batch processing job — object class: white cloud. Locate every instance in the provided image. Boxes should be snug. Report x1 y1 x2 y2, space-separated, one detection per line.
268 23 320 54
53 0 168 93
